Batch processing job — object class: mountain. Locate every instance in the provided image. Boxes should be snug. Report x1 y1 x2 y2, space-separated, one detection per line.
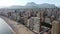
25 2 39 8
57 6 60 8
26 2 57 8
39 3 56 8
4 5 25 9
26 2 38 6
2 2 57 9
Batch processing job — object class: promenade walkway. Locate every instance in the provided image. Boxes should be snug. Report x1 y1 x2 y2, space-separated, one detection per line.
0 16 34 34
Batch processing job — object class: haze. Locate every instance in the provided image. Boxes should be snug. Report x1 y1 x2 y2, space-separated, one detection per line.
0 0 60 7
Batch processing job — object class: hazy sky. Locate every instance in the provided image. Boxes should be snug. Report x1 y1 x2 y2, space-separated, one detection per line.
0 0 60 7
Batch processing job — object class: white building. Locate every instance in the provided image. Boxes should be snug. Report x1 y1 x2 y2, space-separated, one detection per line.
28 17 40 33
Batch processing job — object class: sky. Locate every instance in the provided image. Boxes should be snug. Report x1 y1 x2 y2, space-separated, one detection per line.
0 0 60 7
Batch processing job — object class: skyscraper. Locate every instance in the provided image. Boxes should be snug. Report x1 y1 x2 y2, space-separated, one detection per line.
51 20 60 34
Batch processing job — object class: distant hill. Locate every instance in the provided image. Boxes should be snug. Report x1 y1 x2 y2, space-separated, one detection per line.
57 6 60 8
1 2 57 9
26 2 57 8
38 3 57 8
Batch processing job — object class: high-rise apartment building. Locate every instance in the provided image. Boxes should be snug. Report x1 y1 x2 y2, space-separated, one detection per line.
51 20 60 34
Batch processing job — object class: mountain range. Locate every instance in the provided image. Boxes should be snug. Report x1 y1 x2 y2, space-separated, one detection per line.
2 2 58 9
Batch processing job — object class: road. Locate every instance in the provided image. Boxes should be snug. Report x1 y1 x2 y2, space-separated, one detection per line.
0 16 34 34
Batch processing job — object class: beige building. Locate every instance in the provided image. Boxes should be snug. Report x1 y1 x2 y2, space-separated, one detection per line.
51 20 60 34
